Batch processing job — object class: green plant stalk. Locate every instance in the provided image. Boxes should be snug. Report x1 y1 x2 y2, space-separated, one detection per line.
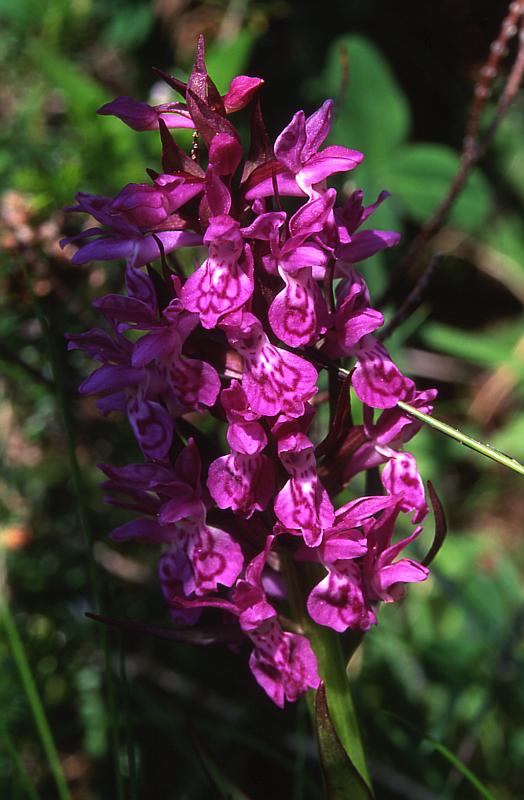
397 400 524 476
0 602 70 800
284 558 372 793
23 265 125 800
0 716 40 800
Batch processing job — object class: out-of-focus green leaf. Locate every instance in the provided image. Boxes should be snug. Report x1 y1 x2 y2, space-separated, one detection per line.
306 34 409 158
492 104 524 203
422 321 524 374
102 2 153 49
482 215 524 303
305 34 409 231
206 28 260 94
384 711 496 800
491 413 524 460
385 144 491 228
307 35 492 233
189 722 253 800
315 683 373 800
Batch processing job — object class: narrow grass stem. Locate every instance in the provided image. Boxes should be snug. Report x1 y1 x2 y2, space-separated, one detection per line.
0 716 40 800
0 601 70 800
320 359 524 478
397 400 524 477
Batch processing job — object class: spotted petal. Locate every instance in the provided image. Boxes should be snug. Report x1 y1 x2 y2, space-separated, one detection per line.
307 565 375 632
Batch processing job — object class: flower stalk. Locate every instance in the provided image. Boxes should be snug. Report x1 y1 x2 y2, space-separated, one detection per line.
284 556 371 792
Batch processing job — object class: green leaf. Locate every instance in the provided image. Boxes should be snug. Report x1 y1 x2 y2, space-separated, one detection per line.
491 104 524 203
315 683 373 800
481 215 524 303
284 561 373 793
385 144 492 228
305 35 409 232
421 321 524 374
384 711 496 800
102 2 153 49
306 34 410 159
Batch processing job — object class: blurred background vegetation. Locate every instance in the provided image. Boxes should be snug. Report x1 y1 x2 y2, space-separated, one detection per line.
1 0 524 797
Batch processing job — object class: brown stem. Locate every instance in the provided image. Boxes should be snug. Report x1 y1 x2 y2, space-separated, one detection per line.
379 252 442 341
380 1 524 308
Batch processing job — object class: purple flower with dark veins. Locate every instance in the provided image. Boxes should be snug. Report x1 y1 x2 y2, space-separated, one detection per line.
246 100 363 199
181 214 254 328
208 383 275 517
222 312 318 418
64 36 439 711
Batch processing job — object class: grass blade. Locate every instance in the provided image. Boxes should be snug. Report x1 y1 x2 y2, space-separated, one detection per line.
384 711 496 800
397 400 524 476
0 601 70 800
0 716 40 800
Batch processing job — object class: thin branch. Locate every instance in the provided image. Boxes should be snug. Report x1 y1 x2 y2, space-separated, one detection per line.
380 1 524 307
379 252 442 341
396 399 524 476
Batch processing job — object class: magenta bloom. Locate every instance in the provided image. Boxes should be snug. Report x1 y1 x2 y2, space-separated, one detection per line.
65 35 437 708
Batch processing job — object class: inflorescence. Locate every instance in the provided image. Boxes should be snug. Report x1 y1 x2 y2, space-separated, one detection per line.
62 37 436 708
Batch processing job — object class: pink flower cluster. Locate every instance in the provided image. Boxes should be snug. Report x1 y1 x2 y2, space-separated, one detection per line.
63 38 436 707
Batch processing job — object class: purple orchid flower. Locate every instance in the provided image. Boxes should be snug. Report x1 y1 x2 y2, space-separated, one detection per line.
60 189 202 267
207 384 275 517
273 430 334 548
246 100 363 199
222 311 318 418
64 36 439 709
181 214 254 328
108 441 244 601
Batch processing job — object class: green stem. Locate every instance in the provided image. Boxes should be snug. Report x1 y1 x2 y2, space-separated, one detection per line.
0 602 70 800
284 558 372 793
397 400 524 477
324 359 524 477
